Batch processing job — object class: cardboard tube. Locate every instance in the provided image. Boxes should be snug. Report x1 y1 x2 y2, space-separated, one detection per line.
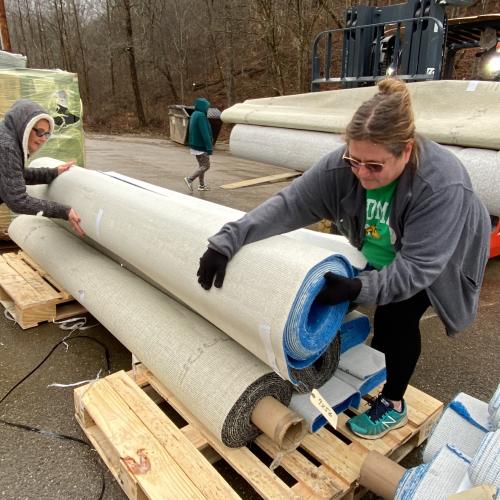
251 396 307 451
359 451 406 500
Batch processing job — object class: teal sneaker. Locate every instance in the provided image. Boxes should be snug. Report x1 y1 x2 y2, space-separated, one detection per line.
347 394 408 439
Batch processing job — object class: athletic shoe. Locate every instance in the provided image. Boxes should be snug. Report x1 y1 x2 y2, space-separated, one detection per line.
198 184 210 191
184 177 193 192
347 394 408 439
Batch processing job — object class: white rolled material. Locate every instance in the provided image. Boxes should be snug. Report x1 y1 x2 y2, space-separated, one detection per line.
28 166 355 384
395 444 471 500
230 125 500 216
423 393 490 463
468 430 500 487
222 81 500 150
104 170 368 270
229 124 345 172
8 215 293 448
489 384 500 430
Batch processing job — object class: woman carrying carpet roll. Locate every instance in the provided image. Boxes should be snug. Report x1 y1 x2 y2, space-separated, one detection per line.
0 99 84 236
196 78 490 439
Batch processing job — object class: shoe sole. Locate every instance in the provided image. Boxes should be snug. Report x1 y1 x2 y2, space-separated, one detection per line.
348 414 408 440
184 178 193 192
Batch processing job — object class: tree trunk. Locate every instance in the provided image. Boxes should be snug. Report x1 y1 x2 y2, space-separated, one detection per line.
70 0 91 103
53 0 70 69
35 0 49 67
15 0 28 58
122 0 147 126
223 0 235 106
106 0 116 98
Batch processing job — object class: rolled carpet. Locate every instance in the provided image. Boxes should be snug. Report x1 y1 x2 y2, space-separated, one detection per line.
8 215 295 448
290 334 341 394
27 165 354 386
229 125 500 216
339 311 371 354
290 375 361 432
423 392 490 463
222 80 500 150
489 383 500 430
468 430 500 487
395 444 471 500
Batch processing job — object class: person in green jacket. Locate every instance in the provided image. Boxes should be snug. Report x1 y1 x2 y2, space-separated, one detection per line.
184 97 213 192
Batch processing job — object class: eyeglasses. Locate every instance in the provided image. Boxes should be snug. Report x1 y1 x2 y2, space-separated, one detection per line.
32 127 51 138
342 153 385 173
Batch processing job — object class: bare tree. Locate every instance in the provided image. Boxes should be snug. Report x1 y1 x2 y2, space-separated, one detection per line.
253 0 287 95
70 0 91 103
122 0 146 125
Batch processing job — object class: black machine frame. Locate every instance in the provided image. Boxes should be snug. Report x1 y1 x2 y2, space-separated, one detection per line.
311 0 500 91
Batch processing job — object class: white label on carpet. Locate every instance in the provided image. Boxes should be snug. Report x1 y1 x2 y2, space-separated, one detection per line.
466 81 478 92
96 208 104 237
310 388 338 429
258 322 279 373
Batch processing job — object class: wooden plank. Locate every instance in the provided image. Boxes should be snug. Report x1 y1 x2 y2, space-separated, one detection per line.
0 251 86 328
18 251 72 300
105 371 237 499
75 376 207 500
220 171 301 190
142 367 297 499
0 253 61 306
301 429 367 486
3 252 61 302
256 433 347 499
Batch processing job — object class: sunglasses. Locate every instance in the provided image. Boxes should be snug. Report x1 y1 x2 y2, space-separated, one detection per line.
342 153 385 173
32 127 51 138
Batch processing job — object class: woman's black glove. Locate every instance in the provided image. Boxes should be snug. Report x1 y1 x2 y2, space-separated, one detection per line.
197 248 228 290
317 272 362 305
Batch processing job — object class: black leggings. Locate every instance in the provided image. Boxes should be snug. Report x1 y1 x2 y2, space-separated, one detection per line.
371 289 431 401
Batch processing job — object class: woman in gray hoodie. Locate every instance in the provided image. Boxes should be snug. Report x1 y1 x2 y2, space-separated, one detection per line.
196 79 490 440
0 99 84 236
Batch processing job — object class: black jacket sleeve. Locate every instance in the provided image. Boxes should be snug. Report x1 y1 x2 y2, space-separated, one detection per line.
0 147 70 219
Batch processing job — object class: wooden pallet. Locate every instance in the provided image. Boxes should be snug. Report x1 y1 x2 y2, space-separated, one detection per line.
75 364 443 500
220 172 302 190
0 251 86 329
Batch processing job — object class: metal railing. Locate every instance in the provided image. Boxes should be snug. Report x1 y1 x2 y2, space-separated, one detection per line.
311 15 445 91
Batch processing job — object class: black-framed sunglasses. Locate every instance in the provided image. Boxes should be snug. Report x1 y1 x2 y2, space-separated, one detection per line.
32 127 51 138
342 153 385 173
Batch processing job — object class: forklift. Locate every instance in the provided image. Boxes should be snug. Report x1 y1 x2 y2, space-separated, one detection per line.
310 0 500 258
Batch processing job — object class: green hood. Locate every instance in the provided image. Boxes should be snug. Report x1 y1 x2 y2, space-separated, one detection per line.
194 97 210 114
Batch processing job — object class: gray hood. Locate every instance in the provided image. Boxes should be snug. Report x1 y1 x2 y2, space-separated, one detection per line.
3 99 55 163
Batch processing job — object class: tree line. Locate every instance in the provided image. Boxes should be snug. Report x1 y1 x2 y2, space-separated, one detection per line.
5 0 497 130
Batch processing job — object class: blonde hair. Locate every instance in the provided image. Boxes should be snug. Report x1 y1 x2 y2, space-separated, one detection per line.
345 78 419 167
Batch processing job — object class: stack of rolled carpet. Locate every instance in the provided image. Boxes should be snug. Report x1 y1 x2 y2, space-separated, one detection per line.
359 385 500 499
394 384 500 499
18 162 385 448
222 81 500 219
290 310 386 432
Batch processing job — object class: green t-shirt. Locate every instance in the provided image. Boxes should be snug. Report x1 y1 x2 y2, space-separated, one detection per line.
361 180 398 269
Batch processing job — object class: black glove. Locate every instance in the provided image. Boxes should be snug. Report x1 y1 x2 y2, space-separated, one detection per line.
197 248 228 290
316 272 362 305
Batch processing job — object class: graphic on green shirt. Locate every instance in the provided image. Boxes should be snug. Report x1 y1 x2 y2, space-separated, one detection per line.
361 180 398 269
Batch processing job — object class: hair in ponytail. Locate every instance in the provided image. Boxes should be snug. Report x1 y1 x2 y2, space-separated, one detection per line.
345 78 419 168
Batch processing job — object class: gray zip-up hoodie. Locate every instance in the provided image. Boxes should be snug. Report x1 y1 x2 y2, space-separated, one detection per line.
0 99 70 219
209 138 491 336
